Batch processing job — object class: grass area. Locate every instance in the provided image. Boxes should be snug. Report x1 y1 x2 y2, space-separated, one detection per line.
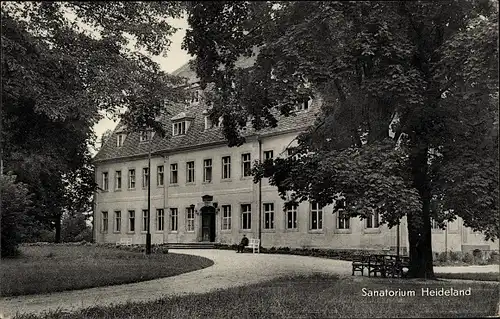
14 274 500 319
0 245 213 297
437 272 499 282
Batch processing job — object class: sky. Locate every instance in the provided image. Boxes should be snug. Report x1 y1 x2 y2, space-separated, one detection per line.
92 16 191 146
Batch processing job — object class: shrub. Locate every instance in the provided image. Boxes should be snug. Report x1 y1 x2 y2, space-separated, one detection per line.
462 252 473 264
449 251 460 262
488 251 499 263
436 252 448 263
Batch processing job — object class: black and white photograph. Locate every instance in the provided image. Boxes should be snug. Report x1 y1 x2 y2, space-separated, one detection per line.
0 1 499 318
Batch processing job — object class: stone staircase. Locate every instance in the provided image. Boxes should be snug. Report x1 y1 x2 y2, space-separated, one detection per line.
166 242 217 249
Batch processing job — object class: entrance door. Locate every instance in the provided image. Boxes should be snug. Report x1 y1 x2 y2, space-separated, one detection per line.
201 212 216 242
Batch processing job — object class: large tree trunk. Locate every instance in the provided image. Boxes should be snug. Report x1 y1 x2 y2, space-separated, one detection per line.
407 145 436 279
54 214 62 243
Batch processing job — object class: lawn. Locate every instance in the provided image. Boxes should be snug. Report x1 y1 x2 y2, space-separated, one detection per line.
0 245 213 297
437 272 499 282
14 274 500 319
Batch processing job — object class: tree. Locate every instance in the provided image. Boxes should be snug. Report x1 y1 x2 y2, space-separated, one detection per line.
61 212 92 242
1 2 186 244
182 1 498 278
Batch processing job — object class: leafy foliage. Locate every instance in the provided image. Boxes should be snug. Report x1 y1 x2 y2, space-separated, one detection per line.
1 2 186 243
184 0 499 277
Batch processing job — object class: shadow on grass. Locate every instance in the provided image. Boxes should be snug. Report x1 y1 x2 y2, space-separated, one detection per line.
14 274 500 319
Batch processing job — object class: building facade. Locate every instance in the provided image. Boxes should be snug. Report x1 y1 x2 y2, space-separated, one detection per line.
93 63 495 253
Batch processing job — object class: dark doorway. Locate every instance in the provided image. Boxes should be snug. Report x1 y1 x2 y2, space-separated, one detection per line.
201 206 216 242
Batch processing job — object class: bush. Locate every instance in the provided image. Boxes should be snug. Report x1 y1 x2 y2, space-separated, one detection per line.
436 252 448 263
488 251 499 263
462 252 474 264
1 174 32 257
449 251 460 262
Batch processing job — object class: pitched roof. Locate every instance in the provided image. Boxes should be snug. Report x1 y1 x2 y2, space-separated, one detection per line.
93 56 319 163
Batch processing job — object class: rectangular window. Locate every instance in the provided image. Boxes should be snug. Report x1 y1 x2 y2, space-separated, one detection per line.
128 169 136 189
191 90 200 103
115 171 122 190
366 211 380 229
264 150 274 160
296 98 311 111
222 156 231 179
157 165 164 186
310 203 323 230
139 130 153 142
241 204 251 230
170 163 178 184
157 209 164 231
203 159 212 183
117 134 125 147
263 203 275 229
337 214 350 229
186 207 195 232
222 205 231 230
142 167 149 188
242 153 251 177
142 209 148 232
173 122 186 136
186 161 195 183
102 211 108 232
204 116 213 130
431 218 440 229
115 211 121 232
128 210 135 232
102 172 109 191
286 206 297 229
170 208 178 231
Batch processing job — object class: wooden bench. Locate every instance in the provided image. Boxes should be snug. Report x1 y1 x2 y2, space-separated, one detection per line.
116 238 132 246
245 238 260 253
352 255 369 276
352 254 409 278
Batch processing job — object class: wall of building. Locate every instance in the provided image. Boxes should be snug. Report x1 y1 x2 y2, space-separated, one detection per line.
94 133 495 252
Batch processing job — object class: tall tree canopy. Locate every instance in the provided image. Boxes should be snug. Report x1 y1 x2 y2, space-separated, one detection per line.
183 0 499 278
1 2 186 246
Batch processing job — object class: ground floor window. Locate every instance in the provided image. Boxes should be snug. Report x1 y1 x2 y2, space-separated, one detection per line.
157 209 164 231
337 214 350 229
114 211 121 232
142 209 148 231
366 211 380 229
102 211 108 232
186 207 195 232
310 203 323 230
241 204 251 230
286 206 297 229
170 208 178 231
222 205 231 230
263 203 275 229
128 210 135 232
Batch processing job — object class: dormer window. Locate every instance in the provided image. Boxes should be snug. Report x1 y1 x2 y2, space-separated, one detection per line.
139 130 154 142
295 98 312 112
190 90 200 104
204 116 213 130
117 134 126 147
173 121 186 136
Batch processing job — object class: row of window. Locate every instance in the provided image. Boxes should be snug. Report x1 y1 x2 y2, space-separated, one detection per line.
101 151 276 191
101 204 380 233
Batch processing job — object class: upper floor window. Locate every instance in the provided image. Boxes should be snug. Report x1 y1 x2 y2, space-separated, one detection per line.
203 159 212 183
186 161 195 183
115 171 122 190
264 150 274 160
242 153 252 177
431 218 440 230
139 130 154 142
102 172 109 191
142 167 149 188
173 121 186 136
102 211 108 233
222 156 231 179
128 169 136 189
117 134 126 147
157 165 164 187
170 163 178 184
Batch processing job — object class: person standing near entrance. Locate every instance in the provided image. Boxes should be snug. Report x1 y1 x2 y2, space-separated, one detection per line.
237 234 249 253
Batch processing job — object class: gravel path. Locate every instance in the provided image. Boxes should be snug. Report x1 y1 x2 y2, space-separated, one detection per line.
0 249 497 318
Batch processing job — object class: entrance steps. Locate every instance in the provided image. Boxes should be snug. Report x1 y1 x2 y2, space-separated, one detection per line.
166 242 217 249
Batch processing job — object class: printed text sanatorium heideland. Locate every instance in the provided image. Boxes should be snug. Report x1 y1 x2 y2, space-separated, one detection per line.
361 287 472 297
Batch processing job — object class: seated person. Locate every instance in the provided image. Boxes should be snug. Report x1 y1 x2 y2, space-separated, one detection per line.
237 234 249 253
